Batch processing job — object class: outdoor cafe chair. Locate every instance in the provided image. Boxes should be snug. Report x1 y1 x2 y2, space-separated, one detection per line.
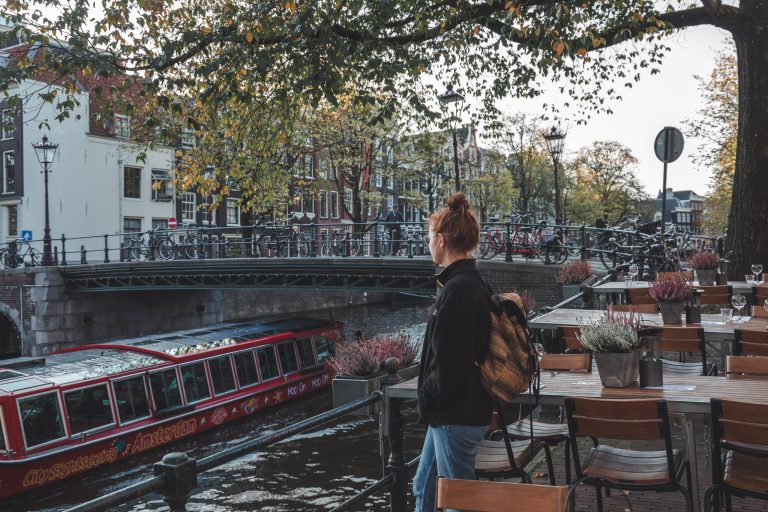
608 303 658 313
660 326 716 376
704 398 768 512
560 326 587 352
504 353 592 486
658 271 695 281
565 397 694 512
733 329 768 357
625 287 656 305
725 355 768 379
699 285 733 306
437 478 570 512
753 285 768 307
751 305 768 318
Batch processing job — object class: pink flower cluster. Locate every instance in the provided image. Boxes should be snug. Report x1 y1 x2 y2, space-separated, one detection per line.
329 332 419 377
511 289 537 315
648 273 693 302
687 250 720 270
556 261 593 285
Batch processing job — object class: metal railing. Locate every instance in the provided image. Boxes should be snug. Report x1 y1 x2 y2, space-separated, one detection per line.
61 362 416 512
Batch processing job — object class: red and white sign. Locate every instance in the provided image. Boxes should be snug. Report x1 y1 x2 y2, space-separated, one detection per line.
168 217 177 229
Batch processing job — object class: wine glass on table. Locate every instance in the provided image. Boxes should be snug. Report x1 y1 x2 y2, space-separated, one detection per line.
629 263 639 285
752 263 763 283
731 294 747 321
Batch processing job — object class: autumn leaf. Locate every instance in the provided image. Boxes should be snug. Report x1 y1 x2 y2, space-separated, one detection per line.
554 40 566 56
246 31 254 43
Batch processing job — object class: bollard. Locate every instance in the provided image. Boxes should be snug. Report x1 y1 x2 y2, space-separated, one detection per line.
580 224 587 261
381 357 406 512
81 245 87 264
60 234 67 266
154 452 197 512
103 234 110 263
54 246 58 265
505 222 512 262
120 242 125 262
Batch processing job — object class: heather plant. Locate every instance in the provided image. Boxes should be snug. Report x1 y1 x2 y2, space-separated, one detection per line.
578 311 644 353
648 273 693 302
511 289 537 315
556 261 593 285
687 250 721 270
329 332 419 377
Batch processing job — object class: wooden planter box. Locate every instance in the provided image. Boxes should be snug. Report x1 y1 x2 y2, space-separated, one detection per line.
332 363 420 416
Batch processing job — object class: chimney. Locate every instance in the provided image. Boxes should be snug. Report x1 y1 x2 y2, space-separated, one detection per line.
666 188 674 200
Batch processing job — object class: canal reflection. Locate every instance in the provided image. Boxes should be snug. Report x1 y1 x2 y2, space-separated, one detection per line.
6 301 430 512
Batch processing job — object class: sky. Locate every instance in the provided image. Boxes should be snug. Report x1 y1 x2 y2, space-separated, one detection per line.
496 25 733 198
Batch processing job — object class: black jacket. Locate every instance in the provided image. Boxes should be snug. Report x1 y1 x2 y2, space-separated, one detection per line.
417 259 492 426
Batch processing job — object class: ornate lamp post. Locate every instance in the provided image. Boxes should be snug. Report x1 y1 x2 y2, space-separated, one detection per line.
543 126 566 224
438 85 465 192
32 135 58 266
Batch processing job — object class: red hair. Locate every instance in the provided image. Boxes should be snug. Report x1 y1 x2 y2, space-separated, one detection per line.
429 192 480 254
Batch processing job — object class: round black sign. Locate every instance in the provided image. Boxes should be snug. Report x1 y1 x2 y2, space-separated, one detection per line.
654 127 684 163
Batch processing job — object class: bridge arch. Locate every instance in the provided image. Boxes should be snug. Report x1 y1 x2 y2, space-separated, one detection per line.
0 303 21 359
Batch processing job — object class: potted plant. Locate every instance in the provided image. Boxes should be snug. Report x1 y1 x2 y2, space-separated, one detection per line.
512 288 538 318
330 332 419 415
556 261 593 300
687 250 720 285
648 273 693 324
578 311 644 387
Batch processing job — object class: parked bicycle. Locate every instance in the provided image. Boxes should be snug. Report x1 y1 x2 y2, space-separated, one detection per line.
0 239 42 268
319 228 362 257
127 227 175 261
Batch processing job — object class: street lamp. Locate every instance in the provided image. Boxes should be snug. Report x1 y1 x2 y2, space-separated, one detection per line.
543 126 566 224
438 85 465 192
32 135 58 266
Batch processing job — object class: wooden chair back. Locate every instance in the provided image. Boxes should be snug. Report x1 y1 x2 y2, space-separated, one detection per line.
559 326 586 352
734 329 768 357
608 303 658 313
625 287 656 305
751 305 768 318
539 353 591 372
726 356 768 379
658 271 694 281
437 478 570 512
710 398 768 490
754 285 768 305
660 326 709 374
698 285 732 305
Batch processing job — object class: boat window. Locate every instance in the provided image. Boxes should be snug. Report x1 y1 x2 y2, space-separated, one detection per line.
277 341 299 375
64 384 114 434
112 376 150 424
18 392 66 448
209 356 236 395
0 406 7 451
181 362 210 403
149 368 183 412
296 338 316 369
314 335 335 363
257 346 279 381
233 350 260 388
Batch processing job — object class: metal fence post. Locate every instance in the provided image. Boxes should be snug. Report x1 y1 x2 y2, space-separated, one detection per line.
103 234 110 263
148 230 155 261
251 226 258 258
310 223 317 258
80 245 87 264
60 234 67 266
343 231 350 257
378 358 407 512
154 452 197 512
374 226 381 257
53 246 58 265
9 240 17 268
505 221 512 262
580 224 587 261
197 228 205 259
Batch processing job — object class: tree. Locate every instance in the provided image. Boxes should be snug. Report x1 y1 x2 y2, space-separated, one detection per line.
567 141 647 225
1 0 766 274
686 46 737 237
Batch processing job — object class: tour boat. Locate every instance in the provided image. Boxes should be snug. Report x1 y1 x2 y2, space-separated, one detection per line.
0 317 342 500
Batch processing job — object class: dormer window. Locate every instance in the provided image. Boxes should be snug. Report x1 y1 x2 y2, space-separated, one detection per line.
108 114 131 139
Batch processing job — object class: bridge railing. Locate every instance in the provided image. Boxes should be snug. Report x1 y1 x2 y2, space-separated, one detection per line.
0 221 720 270
58 361 415 512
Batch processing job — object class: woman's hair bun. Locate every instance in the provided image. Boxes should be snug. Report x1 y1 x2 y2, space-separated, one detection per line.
447 192 471 215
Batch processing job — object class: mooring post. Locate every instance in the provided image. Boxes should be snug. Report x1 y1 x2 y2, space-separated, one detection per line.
103 234 110 263
154 452 197 512
60 234 67 266
381 358 407 512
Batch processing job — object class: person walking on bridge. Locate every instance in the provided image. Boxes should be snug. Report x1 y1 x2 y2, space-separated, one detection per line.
413 192 492 512
385 205 404 255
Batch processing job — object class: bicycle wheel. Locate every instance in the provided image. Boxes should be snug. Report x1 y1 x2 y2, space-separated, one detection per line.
348 238 362 257
396 240 411 257
128 240 147 261
28 248 41 266
598 241 618 269
156 237 175 260
0 249 8 269
182 236 199 258
477 238 492 259
565 239 582 257
537 240 565 264
295 237 310 257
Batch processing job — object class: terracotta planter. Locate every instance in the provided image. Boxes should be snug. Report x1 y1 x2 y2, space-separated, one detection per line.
695 268 717 286
659 301 685 324
594 351 640 388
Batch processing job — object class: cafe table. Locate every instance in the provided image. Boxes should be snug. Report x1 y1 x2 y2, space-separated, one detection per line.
593 281 753 307
384 372 768 511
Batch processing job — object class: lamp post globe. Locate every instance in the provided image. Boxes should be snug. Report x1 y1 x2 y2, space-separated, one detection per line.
438 85 465 192
543 126 566 225
32 135 58 266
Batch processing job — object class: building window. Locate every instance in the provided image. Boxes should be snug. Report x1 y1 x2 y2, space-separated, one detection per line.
319 190 328 218
181 127 196 149
114 114 131 139
2 151 14 193
123 217 142 234
123 166 141 198
226 199 240 226
181 192 196 223
375 172 382 187
302 191 315 214
0 110 14 140
386 176 393 189
330 191 339 219
387 195 394 210
152 218 168 230
344 187 352 213
151 170 173 201
302 154 313 178
8 205 17 237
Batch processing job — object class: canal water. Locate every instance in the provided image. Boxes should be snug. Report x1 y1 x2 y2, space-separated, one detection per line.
7 301 432 512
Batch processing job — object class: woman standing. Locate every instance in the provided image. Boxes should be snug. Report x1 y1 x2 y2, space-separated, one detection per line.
413 192 492 511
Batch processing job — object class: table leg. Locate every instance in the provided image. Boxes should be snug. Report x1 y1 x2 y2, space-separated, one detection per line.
685 414 701 511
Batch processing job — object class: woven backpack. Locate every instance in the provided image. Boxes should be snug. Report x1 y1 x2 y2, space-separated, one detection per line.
478 292 538 403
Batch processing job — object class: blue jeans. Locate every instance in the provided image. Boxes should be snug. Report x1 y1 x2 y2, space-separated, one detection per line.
413 424 487 512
